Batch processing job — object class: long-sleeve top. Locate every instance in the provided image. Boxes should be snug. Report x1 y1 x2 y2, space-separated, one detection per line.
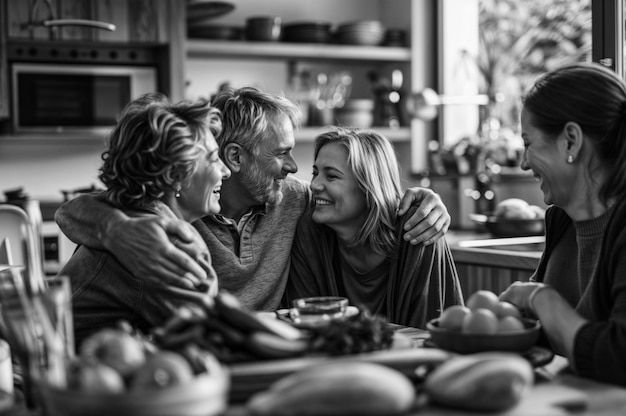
63 202 213 349
533 201 626 386
283 206 464 329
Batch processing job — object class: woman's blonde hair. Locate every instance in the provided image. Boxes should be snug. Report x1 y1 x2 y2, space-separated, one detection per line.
314 127 402 257
99 92 222 208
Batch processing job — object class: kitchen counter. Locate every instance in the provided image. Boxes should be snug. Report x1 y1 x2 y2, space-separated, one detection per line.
446 231 543 297
447 231 542 272
9 327 626 416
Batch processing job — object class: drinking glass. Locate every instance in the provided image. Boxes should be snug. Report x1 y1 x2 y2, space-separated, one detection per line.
0 267 71 409
42 275 75 360
0 266 42 408
290 296 348 325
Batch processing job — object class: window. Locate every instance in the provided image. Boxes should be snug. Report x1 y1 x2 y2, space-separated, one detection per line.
433 0 592 173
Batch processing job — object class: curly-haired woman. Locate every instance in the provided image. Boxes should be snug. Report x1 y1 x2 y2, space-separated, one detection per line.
60 93 230 348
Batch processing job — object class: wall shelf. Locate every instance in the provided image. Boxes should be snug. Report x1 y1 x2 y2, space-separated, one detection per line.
295 127 410 142
186 39 411 62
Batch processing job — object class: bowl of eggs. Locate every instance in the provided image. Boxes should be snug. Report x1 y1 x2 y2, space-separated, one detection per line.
427 290 541 354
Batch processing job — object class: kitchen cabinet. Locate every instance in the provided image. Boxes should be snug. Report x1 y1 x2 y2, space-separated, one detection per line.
0 0 8 119
5 0 170 42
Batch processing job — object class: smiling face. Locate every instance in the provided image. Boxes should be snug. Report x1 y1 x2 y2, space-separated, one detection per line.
240 115 298 205
310 142 368 234
179 131 231 221
520 108 573 207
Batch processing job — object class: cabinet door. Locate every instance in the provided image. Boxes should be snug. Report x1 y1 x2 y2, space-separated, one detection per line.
0 0 8 119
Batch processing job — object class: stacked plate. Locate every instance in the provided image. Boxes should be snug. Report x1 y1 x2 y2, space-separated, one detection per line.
335 20 386 46
383 28 407 47
282 22 333 44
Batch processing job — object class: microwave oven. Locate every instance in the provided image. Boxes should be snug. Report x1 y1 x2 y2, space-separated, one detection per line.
11 63 157 135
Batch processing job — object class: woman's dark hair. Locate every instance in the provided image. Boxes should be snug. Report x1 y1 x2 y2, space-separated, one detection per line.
99 92 222 208
522 62 626 204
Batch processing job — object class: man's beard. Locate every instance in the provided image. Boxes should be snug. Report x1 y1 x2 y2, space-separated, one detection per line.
240 161 284 206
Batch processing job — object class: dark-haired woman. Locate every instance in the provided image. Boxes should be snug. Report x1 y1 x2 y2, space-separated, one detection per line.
499 62 626 386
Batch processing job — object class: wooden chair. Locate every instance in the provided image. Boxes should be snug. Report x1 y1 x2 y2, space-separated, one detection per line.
0 205 46 294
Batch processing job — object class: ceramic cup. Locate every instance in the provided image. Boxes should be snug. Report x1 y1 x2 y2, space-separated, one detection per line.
245 16 282 41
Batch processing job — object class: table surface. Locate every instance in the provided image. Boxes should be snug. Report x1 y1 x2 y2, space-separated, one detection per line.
6 327 626 416
226 327 626 416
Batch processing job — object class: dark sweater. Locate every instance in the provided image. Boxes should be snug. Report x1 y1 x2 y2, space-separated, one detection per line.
534 201 626 386
283 206 464 328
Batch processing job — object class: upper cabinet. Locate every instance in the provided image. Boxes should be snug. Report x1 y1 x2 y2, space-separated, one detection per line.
0 1 8 119
5 0 171 43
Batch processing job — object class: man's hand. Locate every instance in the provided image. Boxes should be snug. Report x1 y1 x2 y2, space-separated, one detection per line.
103 216 209 289
398 187 451 245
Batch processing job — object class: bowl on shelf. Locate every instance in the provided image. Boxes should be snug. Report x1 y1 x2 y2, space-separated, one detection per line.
334 99 374 128
37 367 230 416
245 16 282 42
335 20 386 46
426 318 541 354
469 213 545 238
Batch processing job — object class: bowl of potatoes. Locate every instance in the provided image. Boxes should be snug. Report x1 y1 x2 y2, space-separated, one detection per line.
470 198 546 237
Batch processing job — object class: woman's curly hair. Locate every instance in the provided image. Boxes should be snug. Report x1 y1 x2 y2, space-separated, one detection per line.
99 92 222 209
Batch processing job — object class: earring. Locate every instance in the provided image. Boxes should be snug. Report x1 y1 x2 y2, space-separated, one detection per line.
567 154 574 164
175 187 181 198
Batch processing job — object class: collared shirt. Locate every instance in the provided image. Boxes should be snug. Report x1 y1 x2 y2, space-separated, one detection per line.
192 176 311 311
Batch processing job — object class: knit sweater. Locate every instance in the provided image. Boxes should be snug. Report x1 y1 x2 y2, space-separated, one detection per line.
192 176 311 311
534 201 626 386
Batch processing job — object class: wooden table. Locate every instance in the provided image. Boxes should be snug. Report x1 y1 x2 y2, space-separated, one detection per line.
223 326 626 415
400 327 626 415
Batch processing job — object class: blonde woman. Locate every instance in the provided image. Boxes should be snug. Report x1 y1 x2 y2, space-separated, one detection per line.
284 127 463 328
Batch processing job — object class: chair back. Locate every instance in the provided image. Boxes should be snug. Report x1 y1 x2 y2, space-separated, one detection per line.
0 204 45 294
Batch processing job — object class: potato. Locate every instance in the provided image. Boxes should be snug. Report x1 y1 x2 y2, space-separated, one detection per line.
494 198 535 220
